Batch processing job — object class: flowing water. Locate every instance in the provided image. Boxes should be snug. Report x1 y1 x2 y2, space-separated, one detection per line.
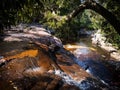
64 36 120 87
64 36 109 60
0 33 120 89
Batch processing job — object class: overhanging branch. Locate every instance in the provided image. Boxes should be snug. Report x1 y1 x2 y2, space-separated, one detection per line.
66 0 120 35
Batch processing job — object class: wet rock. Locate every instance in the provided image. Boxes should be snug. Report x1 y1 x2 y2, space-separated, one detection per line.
92 29 120 60
60 84 80 90
0 56 6 66
0 79 15 90
0 24 119 90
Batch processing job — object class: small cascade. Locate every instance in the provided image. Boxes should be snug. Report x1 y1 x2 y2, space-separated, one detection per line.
64 36 113 85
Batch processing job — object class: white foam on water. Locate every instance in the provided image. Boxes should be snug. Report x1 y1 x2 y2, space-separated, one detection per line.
25 67 42 73
54 70 84 88
24 67 47 76
54 69 106 89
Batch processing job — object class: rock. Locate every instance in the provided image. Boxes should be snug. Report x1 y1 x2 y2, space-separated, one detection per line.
0 24 119 90
92 29 120 60
60 84 80 90
0 58 6 66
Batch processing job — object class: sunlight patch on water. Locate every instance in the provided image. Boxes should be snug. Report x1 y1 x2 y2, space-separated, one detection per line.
64 44 88 50
64 43 97 59
73 48 90 56
64 44 96 52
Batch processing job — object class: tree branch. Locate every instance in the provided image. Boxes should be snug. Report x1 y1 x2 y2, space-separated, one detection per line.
66 0 120 35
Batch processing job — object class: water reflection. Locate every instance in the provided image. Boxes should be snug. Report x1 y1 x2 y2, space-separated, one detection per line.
64 37 113 85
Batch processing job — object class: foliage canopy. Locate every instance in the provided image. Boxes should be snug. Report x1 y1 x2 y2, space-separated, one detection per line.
0 0 120 47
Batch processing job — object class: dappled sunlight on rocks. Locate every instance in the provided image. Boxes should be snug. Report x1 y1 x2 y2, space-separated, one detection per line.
0 24 120 90
56 53 91 83
4 49 38 61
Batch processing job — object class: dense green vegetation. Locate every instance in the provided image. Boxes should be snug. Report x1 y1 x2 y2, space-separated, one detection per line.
89 0 120 48
0 0 120 47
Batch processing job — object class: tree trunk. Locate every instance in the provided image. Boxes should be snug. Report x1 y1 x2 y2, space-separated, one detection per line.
66 0 120 35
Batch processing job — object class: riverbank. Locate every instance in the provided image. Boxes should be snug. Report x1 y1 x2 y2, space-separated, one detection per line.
92 29 120 61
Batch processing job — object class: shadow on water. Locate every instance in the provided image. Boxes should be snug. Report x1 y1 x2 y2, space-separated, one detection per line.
101 59 120 87
64 36 120 88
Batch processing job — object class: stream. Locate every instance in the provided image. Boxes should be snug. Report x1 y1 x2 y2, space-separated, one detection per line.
64 36 120 88
0 25 120 90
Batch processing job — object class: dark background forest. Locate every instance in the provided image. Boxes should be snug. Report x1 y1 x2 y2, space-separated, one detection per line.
0 0 120 48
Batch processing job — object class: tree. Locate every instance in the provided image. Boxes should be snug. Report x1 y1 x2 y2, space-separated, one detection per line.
0 0 120 36
90 0 120 48
66 0 120 35
0 0 26 29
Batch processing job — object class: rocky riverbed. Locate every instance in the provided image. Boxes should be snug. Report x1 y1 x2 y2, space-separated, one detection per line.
92 29 120 60
0 24 120 90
